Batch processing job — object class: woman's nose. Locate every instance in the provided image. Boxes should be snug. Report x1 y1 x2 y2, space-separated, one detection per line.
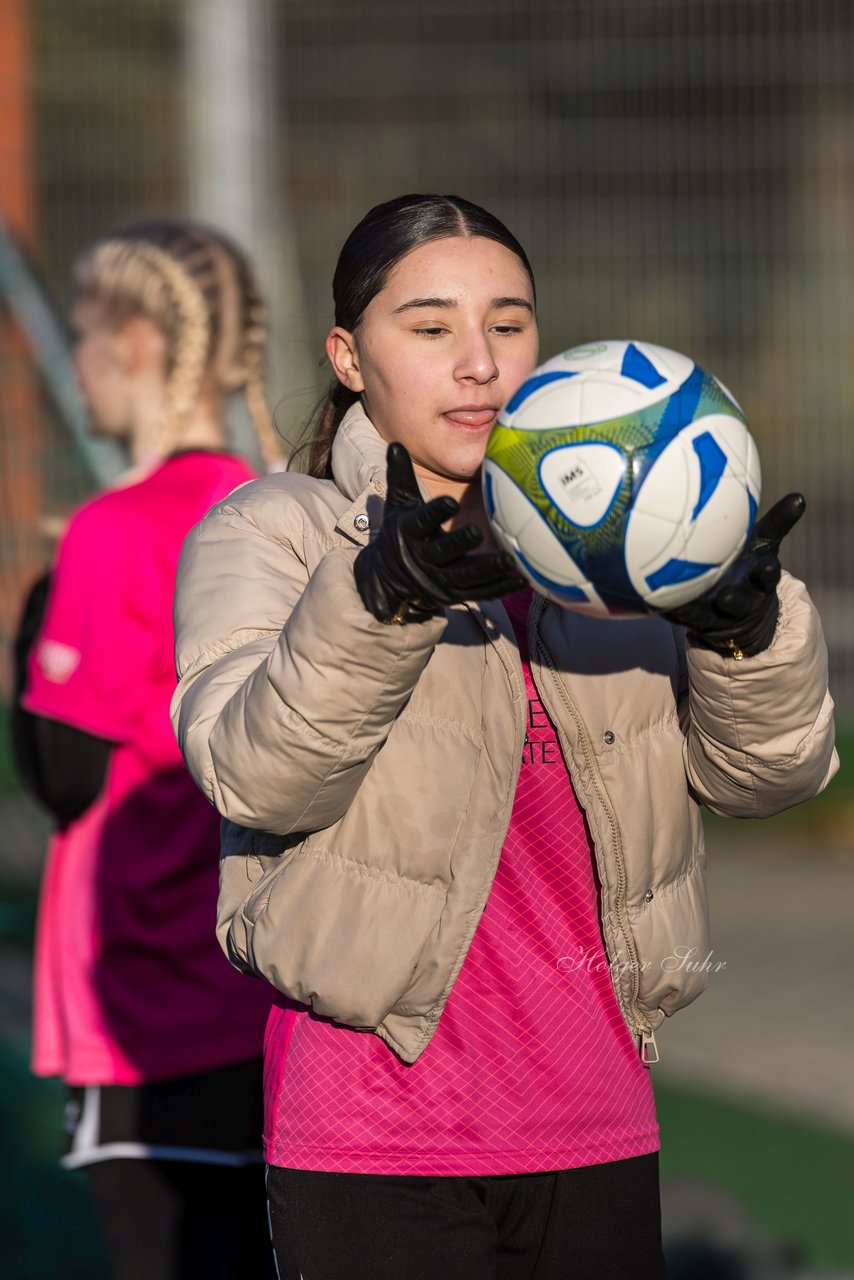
454 333 499 384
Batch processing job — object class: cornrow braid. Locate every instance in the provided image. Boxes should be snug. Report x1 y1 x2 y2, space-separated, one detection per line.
186 229 282 468
240 278 283 470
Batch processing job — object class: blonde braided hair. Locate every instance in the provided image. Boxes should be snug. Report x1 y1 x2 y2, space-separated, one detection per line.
241 276 282 470
73 220 284 467
196 232 282 469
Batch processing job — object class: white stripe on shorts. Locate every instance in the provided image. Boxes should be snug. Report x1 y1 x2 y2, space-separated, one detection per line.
61 1084 262 1169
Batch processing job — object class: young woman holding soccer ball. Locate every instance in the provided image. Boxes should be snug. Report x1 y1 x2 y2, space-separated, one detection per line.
171 194 836 1279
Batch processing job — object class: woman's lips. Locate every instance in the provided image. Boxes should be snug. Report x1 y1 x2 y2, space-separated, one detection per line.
442 408 497 430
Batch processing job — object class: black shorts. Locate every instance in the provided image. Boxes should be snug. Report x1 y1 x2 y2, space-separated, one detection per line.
62 1057 265 1170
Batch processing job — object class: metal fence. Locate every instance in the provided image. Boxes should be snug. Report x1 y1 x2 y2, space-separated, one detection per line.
2 0 853 708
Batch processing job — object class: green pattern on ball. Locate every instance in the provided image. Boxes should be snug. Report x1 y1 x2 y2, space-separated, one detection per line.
486 372 745 564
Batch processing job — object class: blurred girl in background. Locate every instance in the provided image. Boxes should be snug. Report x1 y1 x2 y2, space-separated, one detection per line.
13 220 281 1280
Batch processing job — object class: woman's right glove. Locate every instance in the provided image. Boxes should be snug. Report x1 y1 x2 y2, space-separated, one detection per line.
662 492 806 659
354 442 524 623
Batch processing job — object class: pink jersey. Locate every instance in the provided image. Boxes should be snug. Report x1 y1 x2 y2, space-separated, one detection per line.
264 587 658 1174
25 452 272 1086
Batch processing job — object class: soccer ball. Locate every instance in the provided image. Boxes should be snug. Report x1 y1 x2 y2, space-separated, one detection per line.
482 340 761 616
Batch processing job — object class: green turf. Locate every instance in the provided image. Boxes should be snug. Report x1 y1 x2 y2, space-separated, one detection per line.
702 720 852 851
657 1078 854 1270
0 887 38 944
0 1035 109 1278
0 702 17 795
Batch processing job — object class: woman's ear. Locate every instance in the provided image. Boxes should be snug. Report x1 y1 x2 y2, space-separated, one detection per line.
325 327 365 393
120 315 169 377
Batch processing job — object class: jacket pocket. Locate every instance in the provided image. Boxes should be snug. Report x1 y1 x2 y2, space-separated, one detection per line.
631 852 712 1018
217 825 301 973
231 844 448 1030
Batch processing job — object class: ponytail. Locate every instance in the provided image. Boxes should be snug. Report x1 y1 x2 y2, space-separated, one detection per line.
293 381 359 479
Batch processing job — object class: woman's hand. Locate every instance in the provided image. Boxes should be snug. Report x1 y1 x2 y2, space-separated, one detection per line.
354 443 524 623
663 492 806 658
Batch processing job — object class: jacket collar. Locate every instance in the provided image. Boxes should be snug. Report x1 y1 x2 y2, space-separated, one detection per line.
331 402 391 501
330 402 435 544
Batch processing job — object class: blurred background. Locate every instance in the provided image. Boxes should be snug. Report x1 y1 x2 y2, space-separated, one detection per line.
0 0 851 1275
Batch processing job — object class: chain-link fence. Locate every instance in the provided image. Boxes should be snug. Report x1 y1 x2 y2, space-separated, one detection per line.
2 0 852 716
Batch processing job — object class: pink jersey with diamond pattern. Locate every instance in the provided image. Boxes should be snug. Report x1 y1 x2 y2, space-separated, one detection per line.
264 587 658 1174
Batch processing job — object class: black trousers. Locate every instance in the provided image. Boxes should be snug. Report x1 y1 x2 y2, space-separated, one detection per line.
266 1152 667 1280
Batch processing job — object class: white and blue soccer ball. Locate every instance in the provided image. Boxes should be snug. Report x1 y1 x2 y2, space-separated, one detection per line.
483 340 761 616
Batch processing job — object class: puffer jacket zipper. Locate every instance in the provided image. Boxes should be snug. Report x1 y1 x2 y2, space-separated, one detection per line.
528 601 656 1058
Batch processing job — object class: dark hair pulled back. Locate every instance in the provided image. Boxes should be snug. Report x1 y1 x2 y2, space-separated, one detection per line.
298 193 535 478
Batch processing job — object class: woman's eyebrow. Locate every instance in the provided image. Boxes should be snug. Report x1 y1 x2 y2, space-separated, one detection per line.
492 296 534 312
392 296 456 314
392 295 534 315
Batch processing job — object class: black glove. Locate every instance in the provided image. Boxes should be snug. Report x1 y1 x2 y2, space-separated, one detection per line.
663 493 806 659
354 442 524 623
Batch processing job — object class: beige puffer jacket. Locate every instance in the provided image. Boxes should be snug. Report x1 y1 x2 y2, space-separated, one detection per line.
171 404 838 1064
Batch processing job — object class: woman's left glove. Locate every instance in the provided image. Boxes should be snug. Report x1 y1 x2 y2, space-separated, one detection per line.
354 442 524 623
662 493 806 659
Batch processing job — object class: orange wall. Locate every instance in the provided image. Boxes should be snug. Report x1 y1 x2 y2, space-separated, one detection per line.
0 0 44 699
